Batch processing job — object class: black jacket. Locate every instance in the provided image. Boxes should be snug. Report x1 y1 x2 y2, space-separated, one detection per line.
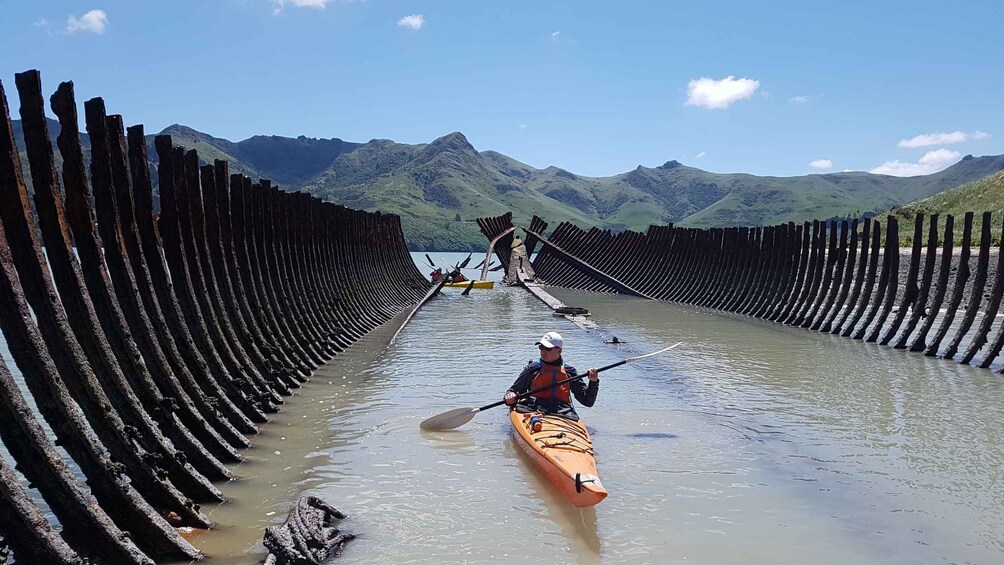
507 358 598 418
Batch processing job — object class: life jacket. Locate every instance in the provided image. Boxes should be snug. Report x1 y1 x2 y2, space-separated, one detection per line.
531 361 570 403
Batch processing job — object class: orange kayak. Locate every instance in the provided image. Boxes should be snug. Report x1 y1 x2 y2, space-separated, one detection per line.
510 410 607 507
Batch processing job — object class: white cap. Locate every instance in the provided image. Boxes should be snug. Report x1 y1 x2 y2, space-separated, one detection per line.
535 331 563 349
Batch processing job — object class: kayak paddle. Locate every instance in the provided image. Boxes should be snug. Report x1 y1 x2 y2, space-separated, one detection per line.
419 342 683 431
461 280 476 296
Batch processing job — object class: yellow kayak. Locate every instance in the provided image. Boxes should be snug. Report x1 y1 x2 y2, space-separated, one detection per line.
510 409 607 507
442 280 494 289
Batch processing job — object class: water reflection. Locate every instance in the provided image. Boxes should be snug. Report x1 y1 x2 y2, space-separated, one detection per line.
422 430 477 455
503 435 602 562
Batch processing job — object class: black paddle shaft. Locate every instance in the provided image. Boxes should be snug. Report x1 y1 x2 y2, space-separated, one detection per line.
477 359 626 412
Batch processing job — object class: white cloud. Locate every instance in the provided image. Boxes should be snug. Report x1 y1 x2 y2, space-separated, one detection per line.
519 124 527 128
897 130 991 148
789 95 810 103
551 31 561 41
33 18 49 27
271 0 362 15
685 76 759 110
398 14 424 30
275 0 332 8
870 148 961 177
809 159 833 170
66 9 108 34
695 151 706 158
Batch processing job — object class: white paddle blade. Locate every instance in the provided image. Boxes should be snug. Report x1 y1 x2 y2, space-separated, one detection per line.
624 341 683 363
420 407 478 431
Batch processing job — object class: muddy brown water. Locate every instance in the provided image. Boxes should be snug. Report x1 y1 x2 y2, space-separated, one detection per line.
3 252 1003 564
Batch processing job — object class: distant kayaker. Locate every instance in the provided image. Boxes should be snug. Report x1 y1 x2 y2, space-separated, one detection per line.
503 332 599 420
430 268 443 282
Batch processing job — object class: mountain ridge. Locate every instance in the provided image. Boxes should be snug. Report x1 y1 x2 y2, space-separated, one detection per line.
12 118 1004 250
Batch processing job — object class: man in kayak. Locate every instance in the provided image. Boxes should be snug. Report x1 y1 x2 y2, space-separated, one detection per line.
503 332 599 420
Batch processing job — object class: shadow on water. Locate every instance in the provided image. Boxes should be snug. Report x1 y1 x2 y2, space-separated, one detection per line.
502 435 602 563
421 429 476 455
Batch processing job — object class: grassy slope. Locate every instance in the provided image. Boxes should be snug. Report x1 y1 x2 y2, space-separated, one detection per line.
889 170 1004 245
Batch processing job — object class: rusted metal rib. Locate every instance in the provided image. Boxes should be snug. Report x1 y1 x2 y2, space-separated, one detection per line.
0 68 430 560
476 212 516 272
103 118 245 464
944 211 993 360
70 94 232 489
895 215 938 349
130 129 258 436
13 72 214 532
864 217 900 343
926 212 974 357
1 74 159 564
522 225 655 300
910 216 954 352
156 138 269 423
479 209 1004 375
880 214 923 344
975 222 1004 368
0 428 80 564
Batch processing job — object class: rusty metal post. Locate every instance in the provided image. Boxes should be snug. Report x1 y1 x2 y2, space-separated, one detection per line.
0 423 80 564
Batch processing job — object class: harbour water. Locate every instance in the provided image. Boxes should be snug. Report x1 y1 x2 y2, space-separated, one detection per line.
185 252 1004 564
2 252 1001 563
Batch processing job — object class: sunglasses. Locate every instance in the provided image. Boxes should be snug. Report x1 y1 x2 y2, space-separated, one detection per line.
538 344 557 352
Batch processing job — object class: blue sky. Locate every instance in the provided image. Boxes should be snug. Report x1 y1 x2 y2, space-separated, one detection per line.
1 0 1001 178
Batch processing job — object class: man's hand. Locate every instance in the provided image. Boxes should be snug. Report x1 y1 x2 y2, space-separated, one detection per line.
587 368 599 382
504 391 517 405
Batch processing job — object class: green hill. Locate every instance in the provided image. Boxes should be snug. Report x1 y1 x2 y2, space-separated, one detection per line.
12 118 1004 250
890 170 1004 245
298 132 600 249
